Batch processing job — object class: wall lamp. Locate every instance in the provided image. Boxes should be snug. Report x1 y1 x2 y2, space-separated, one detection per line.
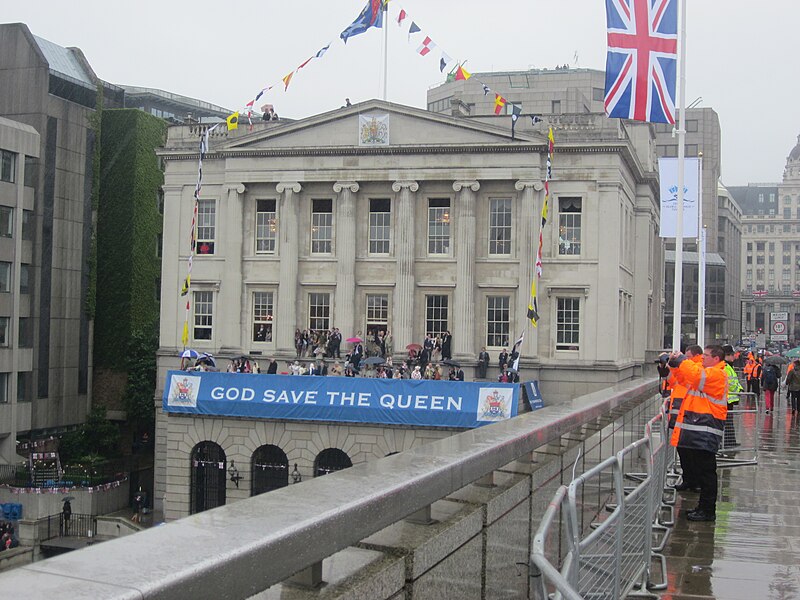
228 460 243 488
291 463 302 484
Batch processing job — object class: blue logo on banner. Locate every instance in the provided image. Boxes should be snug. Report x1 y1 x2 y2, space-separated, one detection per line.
163 371 519 429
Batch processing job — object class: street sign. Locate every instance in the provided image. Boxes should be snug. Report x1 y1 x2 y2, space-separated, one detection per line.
773 321 786 334
771 312 789 321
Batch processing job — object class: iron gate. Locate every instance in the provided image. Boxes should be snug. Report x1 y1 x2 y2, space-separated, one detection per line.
251 444 289 496
190 441 226 514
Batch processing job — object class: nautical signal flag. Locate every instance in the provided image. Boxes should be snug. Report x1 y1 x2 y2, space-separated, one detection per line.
493 94 506 115
282 71 294 91
416 36 436 56
226 112 239 131
341 0 385 43
455 65 471 81
397 9 407 26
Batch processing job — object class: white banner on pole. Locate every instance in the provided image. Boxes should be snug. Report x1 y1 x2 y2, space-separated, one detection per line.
659 157 700 238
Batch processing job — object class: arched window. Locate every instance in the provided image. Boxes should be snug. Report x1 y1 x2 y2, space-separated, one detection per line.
190 441 226 515
313 448 352 477
251 444 289 496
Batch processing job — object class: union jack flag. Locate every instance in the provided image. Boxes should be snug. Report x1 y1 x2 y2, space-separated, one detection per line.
604 0 678 124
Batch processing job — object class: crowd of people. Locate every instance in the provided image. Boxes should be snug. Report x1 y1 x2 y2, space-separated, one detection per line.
658 342 800 523
182 328 524 383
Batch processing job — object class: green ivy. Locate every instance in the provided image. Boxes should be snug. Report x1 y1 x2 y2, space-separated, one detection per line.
84 84 103 319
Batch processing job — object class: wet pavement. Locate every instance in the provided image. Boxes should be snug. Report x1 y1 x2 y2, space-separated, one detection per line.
661 401 800 599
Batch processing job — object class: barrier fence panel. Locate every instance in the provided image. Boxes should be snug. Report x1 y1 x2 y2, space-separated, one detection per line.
531 398 672 600
718 391 759 467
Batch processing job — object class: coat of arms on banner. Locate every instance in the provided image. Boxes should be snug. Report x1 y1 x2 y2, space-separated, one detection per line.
359 114 389 146
167 374 201 407
477 388 513 422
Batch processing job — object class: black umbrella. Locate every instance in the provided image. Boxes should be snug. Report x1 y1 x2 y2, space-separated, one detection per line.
362 356 386 366
443 359 461 368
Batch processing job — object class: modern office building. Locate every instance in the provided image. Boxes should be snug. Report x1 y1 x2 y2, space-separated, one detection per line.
729 135 800 344
153 98 665 518
119 85 231 124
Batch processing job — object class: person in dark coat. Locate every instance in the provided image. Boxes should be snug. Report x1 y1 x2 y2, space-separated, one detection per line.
477 347 490 379
441 331 452 360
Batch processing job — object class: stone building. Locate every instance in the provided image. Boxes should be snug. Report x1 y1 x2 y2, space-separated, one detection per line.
730 134 800 343
427 70 741 345
154 98 664 519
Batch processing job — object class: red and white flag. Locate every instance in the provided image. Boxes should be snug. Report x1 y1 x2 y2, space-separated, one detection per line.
416 36 436 56
397 9 407 26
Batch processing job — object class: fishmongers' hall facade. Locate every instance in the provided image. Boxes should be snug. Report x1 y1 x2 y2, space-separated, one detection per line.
154 100 664 518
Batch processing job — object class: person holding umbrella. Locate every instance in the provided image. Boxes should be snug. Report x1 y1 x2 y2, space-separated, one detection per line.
785 359 800 414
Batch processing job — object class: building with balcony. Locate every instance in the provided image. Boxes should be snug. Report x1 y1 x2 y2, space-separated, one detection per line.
729 135 800 344
154 98 665 519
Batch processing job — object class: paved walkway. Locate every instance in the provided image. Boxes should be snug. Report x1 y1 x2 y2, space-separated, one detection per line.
661 398 800 599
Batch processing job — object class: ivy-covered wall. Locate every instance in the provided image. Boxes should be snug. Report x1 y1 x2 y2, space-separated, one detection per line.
94 109 166 380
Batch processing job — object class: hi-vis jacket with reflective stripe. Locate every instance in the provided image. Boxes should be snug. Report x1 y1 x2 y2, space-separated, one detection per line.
670 358 728 453
666 354 702 430
724 362 743 405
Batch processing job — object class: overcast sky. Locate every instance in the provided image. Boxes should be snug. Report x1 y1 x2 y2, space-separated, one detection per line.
4 1 797 185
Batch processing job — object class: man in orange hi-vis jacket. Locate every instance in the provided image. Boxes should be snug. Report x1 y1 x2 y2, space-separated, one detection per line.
667 344 728 522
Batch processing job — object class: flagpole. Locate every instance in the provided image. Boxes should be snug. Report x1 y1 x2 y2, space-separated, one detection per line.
671 0 687 352
382 1 389 100
697 153 705 347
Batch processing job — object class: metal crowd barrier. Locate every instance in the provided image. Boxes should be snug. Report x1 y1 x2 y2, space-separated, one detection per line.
718 391 759 468
531 400 670 600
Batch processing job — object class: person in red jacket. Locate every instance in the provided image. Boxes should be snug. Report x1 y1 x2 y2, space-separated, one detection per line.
667 344 728 521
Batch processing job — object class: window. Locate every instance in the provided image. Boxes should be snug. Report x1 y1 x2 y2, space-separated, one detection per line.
308 292 331 330
785 207 792 219
18 317 31 347
756 255 765 265
0 317 8 346
746 255 752 265
366 293 389 334
425 295 448 337
368 198 391 254
19 264 29 294
756 242 765 251
746 243 752 251
0 262 10 292
0 150 15 183
746 269 752 281
592 87 605 102
0 206 11 238
256 199 277 254
193 291 213 340
556 297 580 351
252 291 274 342
21 210 33 240
685 144 698 157
427 199 451 255
685 120 699 132
311 199 333 254
657 145 678 158
489 198 512 255
551 100 562 114
196 199 216 255
486 296 510 347
758 194 764 203
558 197 582 255
17 372 31 403
0 373 7 403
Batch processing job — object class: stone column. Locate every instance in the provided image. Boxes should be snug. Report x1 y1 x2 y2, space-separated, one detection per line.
276 182 302 353
515 180 544 355
391 180 419 354
333 181 359 336
221 183 245 351
452 180 480 358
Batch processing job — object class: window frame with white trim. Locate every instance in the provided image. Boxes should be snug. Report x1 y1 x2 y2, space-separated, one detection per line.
255 199 278 254
252 290 275 343
193 289 215 341
488 198 512 256
196 198 217 255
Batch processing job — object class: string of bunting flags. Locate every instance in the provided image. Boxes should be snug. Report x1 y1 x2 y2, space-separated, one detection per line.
178 0 555 347
1 477 128 495
528 128 555 327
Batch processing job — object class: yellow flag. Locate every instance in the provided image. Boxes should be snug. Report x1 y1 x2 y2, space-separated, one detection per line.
226 112 239 131
181 321 189 348
282 71 295 91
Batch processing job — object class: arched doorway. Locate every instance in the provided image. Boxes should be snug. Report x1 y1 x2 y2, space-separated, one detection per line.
190 441 226 515
251 444 289 496
314 448 352 477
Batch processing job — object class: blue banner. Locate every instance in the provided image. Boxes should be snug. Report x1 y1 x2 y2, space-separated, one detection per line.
523 381 544 410
163 371 519 429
